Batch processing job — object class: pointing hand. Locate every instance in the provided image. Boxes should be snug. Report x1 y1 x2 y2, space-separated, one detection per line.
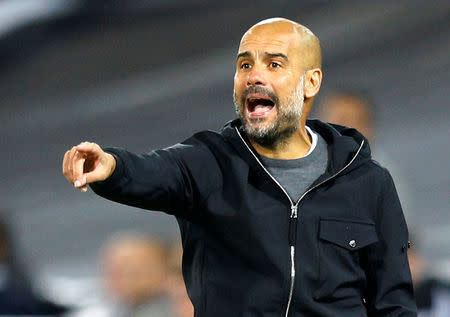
62 142 116 192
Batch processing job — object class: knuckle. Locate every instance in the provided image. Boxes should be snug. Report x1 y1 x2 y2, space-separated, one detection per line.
63 171 71 180
76 152 86 160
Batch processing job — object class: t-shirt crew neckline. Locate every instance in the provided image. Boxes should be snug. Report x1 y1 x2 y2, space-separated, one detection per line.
259 126 318 168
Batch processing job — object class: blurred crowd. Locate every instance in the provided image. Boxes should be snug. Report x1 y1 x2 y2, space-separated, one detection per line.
0 212 193 317
69 232 194 317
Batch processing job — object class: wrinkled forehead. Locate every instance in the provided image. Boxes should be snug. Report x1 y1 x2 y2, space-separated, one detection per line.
238 26 301 57
237 19 321 68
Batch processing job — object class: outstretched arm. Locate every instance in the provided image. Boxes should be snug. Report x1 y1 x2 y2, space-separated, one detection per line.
62 138 217 217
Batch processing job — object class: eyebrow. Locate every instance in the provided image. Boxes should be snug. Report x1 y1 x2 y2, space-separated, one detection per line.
264 52 288 62
236 51 289 62
237 51 251 60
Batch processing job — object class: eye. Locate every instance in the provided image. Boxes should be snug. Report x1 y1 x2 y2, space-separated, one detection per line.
270 62 281 68
240 63 251 70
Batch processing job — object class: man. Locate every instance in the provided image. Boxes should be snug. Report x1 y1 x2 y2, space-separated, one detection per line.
63 18 416 316
317 90 374 140
407 232 450 317
165 240 194 317
0 212 69 315
72 232 170 317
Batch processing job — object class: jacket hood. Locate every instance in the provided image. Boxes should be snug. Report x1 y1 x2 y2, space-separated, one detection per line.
221 118 372 176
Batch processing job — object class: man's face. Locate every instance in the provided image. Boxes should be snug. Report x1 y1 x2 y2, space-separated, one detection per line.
103 241 166 307
233 24 306 147
319 96 373 141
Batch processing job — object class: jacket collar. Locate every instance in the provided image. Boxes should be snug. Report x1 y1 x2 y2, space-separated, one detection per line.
221 118 371 177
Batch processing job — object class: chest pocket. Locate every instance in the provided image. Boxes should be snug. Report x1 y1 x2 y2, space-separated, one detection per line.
319 218 378 251
314 218 378 302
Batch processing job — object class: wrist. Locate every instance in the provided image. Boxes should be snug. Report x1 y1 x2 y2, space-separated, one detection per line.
106 153 117 180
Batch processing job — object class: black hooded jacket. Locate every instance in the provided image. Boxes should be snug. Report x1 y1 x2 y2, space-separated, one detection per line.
91 119 417 317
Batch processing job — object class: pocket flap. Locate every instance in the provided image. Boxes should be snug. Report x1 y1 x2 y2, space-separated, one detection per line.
319 218 378 250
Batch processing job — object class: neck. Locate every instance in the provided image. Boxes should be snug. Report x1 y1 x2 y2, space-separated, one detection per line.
250 124 311 159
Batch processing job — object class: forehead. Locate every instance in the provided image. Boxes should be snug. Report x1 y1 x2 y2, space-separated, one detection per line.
238 25 301 57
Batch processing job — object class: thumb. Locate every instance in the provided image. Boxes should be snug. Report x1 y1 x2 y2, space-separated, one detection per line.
78 171 101 193
83 169 105 185
82 152 116 185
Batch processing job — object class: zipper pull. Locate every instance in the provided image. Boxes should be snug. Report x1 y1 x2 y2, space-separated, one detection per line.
289 205 298 246
290 205 298 218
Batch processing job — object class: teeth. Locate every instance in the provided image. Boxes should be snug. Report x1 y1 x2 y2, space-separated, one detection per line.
247 98 271 103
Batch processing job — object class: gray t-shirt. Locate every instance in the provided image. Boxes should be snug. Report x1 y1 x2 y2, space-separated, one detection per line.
260 128 328 203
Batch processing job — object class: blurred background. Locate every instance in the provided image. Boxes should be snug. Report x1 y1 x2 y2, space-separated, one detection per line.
0 0 449 313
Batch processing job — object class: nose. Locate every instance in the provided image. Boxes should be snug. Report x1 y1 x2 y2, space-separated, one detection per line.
247 66 266 86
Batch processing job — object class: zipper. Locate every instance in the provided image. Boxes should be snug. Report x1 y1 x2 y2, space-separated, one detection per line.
234 126 364 316
286 206 297 317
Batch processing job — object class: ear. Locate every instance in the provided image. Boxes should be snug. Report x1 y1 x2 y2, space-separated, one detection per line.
304 68 323 99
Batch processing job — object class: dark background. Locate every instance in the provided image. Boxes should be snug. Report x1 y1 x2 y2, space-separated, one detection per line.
0 0 448 307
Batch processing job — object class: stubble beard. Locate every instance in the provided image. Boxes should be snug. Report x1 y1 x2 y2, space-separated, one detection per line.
234 74 305 149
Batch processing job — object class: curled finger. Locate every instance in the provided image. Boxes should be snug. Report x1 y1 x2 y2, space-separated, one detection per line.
73 150 86 187
62 150 71 182
67 147 78 183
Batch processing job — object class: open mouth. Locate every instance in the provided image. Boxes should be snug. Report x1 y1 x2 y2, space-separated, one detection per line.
246 94 275 118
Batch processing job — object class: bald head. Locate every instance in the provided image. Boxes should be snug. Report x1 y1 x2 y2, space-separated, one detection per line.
241 18 322 70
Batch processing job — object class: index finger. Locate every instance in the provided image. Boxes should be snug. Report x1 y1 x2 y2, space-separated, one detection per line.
72 151 86 187
75 141 100 154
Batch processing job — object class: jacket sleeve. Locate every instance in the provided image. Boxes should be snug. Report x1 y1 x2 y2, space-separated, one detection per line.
89 139 217 218
364 168 417 316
